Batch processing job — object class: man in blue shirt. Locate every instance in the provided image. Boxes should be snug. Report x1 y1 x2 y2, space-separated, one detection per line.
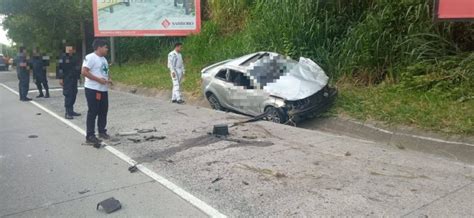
14 47 31 101
29 49 49 98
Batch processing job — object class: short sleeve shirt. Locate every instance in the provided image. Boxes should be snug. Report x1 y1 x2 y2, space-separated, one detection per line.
82 53 109 92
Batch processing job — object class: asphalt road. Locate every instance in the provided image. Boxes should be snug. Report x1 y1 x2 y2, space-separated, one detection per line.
0 71 207 217
1 69 473 217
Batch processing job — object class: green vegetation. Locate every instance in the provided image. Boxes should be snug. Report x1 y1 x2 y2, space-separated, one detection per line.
337 84 474 134
114 0 473 134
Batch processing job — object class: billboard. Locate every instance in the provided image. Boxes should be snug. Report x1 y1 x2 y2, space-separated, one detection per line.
435 0 474 21
93 0 201 37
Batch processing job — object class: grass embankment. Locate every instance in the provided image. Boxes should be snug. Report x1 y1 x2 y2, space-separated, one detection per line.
111 56 473 135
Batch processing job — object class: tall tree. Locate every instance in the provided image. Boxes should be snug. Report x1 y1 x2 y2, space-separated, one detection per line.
0 0 92 52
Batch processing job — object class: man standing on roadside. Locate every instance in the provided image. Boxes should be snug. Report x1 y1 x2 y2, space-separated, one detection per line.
58 46 81 119
81 39 111 146
15 47 31 101
168 42 185 104
29 49 50 98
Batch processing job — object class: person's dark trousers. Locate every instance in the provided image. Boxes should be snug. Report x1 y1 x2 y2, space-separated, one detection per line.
35 73 49 96
63 79 78 115
17 71 30 100
85 88 108 138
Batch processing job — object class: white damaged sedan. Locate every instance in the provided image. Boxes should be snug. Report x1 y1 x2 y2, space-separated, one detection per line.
201 52 337 124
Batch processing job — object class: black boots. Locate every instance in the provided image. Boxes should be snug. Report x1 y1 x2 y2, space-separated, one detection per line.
65 112 73 119
65 108 81 119
86 135 102 148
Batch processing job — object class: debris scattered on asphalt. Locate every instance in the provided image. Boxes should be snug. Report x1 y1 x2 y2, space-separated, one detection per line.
275 172 287 179
144 135 166 142
213 124 229 136
78 189 90 195
206 161 219 166
243 135 258 140
345 152 352 156
136 127 157 134
110 142 121 146
211 177 223 183
128 165 138 173
109 137 121 142
28 135 38 138
127 138 142 143
239 164 286 179
396 144 406 150
97 197 122 214
230 110 271 127
166 159 174 163
116 131 138 136
36 113 41 115
242 181 250 185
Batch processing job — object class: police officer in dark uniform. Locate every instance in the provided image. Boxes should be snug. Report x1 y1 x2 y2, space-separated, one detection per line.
29 50 50 98
14 47 32 101
58 46 81 119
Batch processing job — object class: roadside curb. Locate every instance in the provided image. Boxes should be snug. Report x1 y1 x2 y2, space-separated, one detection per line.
111 82 474 164
305 117 474 164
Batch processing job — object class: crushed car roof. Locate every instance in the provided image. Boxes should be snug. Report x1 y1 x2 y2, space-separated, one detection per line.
212 52 330 100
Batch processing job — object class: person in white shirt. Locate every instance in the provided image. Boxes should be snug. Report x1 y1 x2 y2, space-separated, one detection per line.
81 39 112 147
168 42 185 104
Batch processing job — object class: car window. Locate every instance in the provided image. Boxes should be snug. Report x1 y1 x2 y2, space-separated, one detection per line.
228 70 254 89
215 69 227 80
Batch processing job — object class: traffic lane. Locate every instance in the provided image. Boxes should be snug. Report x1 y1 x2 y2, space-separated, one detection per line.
0 86 207 217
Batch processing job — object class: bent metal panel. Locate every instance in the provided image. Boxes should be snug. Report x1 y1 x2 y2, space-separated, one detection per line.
436 0 474 20
93 0 201 36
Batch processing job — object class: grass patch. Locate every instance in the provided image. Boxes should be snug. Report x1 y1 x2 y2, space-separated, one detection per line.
111 59 203 95
336 83 474 134
111 60 172 90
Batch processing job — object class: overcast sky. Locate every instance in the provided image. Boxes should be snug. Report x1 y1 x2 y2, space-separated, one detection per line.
0 16 12 46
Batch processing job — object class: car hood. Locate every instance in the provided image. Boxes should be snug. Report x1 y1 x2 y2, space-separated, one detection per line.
247 57 329 101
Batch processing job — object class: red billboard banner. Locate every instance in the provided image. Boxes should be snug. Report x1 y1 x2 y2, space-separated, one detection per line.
93 0 201 37
436 0 474 20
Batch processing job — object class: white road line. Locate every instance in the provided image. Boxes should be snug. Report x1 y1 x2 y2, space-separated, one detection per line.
0 83 227 218
28 87 85 93
349 120 474 147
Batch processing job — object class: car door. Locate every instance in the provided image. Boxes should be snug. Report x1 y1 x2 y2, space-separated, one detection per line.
226 69 269 116
211 68 235 109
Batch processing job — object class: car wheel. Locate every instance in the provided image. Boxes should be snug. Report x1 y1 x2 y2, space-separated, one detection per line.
207 93 224 111
265 106 288 124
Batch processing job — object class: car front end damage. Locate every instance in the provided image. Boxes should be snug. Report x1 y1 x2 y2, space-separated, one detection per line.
283 85 338 120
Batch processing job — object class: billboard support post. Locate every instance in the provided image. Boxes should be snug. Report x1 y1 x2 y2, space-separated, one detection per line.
110 37 115 64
